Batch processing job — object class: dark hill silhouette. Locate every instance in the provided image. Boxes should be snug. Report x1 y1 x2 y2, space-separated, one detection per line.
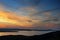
0 31 60 40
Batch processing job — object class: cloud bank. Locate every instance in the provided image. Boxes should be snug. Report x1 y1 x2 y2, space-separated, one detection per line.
0 4 60 29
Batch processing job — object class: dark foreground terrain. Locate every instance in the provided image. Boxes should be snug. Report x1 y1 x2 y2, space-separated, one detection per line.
0 31 60 40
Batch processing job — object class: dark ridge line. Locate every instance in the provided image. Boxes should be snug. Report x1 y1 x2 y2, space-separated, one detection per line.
0 28 60 32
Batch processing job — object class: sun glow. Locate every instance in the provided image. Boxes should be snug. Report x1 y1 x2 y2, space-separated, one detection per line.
0 11 34 28
0 9 57 28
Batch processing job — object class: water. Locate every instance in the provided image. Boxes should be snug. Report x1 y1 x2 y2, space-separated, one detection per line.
0 31 52 36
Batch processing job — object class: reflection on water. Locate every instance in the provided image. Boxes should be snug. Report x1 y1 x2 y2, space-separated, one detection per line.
0 31 52 36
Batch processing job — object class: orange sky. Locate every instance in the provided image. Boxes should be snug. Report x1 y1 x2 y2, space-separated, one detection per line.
0 5 58 29
0 10 58 28
0 11 34 28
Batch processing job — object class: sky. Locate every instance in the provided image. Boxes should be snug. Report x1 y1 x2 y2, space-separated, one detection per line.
0 0 60 30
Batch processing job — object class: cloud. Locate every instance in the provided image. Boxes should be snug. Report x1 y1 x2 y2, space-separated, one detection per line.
0 4 60 29
0 5 40 28
0 7 42 28
18 7 38 16
0 10 44 28
15 7 60 29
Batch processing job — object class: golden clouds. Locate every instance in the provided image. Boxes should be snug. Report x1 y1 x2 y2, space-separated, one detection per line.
0 5 59 28
0 9 42 28
0 11 33 28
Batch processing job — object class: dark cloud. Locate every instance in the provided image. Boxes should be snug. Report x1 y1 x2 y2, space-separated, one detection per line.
29 8 60 16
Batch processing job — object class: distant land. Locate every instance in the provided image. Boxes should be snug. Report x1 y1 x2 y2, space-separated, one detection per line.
0 28 60 32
